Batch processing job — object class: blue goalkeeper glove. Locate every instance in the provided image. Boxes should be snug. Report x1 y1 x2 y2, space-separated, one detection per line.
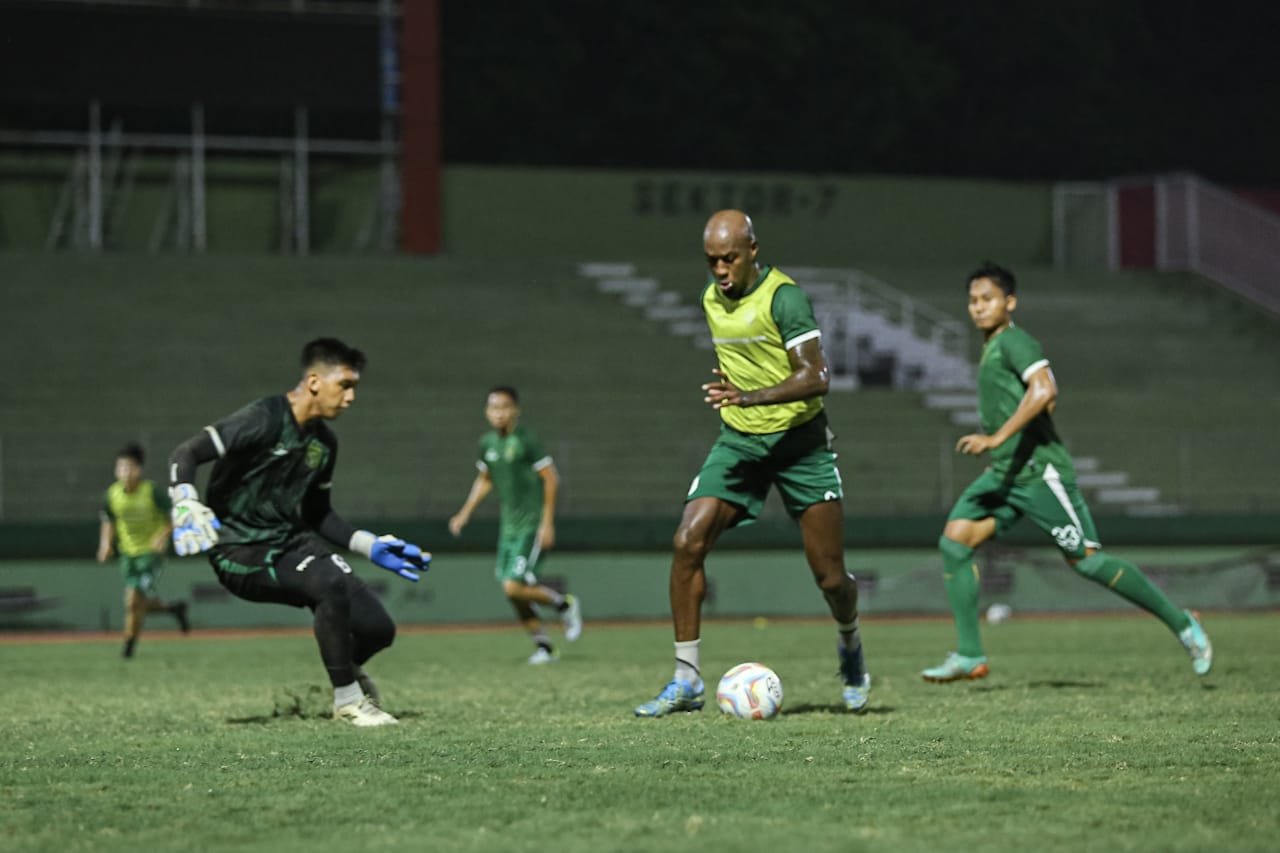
350 530 432 582
169 483 221 556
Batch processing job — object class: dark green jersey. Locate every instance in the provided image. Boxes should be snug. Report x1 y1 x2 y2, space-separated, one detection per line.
204 395 338 547
977 325 1075 483
476 424 550 535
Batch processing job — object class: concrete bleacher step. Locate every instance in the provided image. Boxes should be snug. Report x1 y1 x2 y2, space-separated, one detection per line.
579 262 636 278
924 393 978 409
1094 487 1161 504
599 277 659 295
1076 471 1129 488
645 305 703 321
1123 503 1185 517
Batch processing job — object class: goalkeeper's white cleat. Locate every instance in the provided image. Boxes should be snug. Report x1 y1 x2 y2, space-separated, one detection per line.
562 594 583 642
334 696 398 727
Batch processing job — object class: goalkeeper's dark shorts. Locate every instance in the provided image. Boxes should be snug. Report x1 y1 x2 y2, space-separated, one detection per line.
209 534 371 610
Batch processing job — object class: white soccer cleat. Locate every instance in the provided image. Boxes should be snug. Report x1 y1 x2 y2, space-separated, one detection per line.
562 594 583 642
334 696 399 727
527 647 559 665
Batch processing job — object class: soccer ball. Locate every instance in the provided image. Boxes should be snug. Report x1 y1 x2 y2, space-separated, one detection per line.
986 603 1013 624
716 662 784 720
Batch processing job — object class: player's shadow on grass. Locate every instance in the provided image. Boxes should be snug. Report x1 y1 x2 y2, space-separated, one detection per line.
225 685 427 724
967 680 1103 692
226 709 425 725
783 702 895 716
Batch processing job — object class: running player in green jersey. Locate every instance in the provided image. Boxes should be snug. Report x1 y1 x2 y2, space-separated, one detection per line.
635 209 871 717
96 442 189 658
168 338 431 727
922 262 1213 682
448 386 582 664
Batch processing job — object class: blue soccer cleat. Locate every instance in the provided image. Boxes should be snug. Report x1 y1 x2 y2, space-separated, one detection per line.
1179 610 1213 676
634 678 704 717
838 643 872 713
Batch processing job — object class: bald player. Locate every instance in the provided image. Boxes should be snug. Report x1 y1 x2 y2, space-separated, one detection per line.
634 210 871 718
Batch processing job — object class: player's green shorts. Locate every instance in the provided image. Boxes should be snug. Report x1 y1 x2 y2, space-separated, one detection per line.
948 463 1101 558
118 553 164 593
686 413 843 527
495 530 541 584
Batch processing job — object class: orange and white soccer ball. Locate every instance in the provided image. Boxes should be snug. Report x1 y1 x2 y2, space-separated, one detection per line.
716 662 784 720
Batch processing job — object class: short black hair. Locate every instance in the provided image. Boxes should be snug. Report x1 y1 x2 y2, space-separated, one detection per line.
488 385 519 403
301 337 367 372
967 261 1016 296
117 442 145 465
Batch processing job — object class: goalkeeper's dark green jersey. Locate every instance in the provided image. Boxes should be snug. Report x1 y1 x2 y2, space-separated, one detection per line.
476 424 551 535
977 325 1074 484
203 395 339 547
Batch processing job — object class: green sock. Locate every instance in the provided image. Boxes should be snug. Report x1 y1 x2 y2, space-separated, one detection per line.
939 536 984 657
1073 551 1191 635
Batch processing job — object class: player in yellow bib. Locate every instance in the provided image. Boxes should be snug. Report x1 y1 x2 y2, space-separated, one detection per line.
97 443 189 658
635 209 871 717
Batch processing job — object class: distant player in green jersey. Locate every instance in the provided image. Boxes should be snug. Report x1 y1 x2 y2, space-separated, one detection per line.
448 386 582 664
96 442 189 659
635 209 871 717
168 338 432 727
922 262 1213 682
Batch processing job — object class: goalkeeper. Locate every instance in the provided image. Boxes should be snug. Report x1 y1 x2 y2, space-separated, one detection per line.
168 337 430 727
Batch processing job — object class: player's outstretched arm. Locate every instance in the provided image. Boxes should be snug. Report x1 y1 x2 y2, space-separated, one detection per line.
350 530 432 582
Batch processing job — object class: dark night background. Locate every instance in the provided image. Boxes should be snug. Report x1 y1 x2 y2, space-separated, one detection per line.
2 0 1278 184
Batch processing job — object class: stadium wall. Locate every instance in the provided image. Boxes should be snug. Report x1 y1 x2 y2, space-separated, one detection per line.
3 515 1278 561
440 166 1054 265
0 155 1053 263
2 545 1276 632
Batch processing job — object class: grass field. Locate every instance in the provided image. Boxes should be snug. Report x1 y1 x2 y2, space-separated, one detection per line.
2 613 1277 852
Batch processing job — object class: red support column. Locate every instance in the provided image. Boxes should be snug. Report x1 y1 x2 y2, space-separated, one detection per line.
400 0 442 254
1117 184 1155 269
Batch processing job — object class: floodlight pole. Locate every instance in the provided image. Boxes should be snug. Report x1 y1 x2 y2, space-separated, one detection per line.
192 103 207 252
88 100 103 250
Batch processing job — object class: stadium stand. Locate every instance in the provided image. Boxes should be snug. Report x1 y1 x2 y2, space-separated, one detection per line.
2 253 1278 530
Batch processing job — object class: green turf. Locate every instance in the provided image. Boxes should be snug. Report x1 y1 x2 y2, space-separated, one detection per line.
2 615 1276 852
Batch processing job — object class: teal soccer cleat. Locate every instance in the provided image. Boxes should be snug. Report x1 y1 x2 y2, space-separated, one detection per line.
1179 610 1213 676
921 652 990 683
634 679 704 717
838 644 871 713
843 673 872 713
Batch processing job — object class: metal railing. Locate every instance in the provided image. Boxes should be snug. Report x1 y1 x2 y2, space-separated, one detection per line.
0 102 399 254
1052 173 1280 315
1155 173 1280 315
789 266 975 390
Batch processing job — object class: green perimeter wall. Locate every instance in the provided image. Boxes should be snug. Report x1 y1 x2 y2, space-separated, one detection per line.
3 545 1276 633
442 167 1054 265
0 154 1054 263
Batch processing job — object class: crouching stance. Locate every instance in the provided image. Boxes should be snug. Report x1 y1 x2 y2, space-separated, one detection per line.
169 337 431 726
